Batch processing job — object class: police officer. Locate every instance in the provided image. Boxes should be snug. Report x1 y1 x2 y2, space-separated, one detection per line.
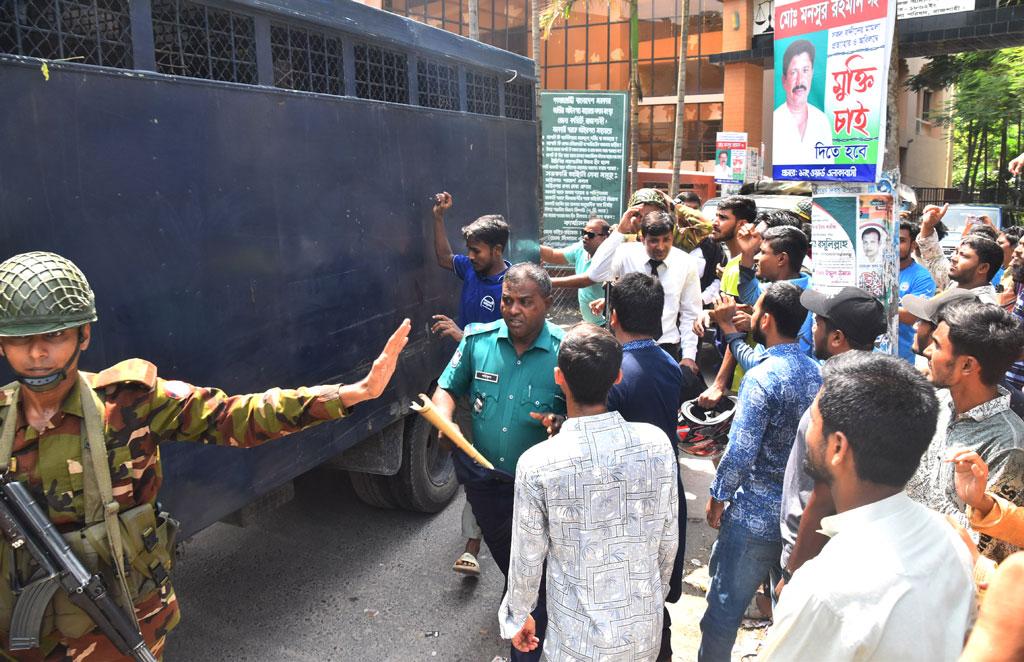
430 263 565 662
0 251 410 660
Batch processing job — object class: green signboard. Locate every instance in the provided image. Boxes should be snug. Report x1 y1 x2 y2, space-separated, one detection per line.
541 91 629 247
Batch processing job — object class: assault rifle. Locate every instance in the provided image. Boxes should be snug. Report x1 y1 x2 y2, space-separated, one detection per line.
0 473 158 661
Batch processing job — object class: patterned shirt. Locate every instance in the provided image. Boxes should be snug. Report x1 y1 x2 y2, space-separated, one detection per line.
916 230 950 291
906 388 1024 562
499 412 679 661
710 343 822 540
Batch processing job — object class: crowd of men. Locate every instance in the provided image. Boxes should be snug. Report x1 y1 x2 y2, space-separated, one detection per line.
429 173 1024 661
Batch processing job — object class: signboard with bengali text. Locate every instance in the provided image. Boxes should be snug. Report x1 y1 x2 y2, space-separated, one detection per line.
772 0 896 182
541 91 629 246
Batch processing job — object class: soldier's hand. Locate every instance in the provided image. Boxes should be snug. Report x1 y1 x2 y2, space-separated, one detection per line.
1009 152 1024 176
920 203 948 232
432 191 453 217
530 411 565 437
341 318 411 406
431 314 463 342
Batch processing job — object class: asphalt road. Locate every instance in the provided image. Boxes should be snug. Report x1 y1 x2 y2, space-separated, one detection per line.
165 461 718 662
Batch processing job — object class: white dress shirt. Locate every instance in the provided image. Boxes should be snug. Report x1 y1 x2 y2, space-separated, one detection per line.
762 492 976 662
773 102 833 165
585 232 703 360
498 411 679 661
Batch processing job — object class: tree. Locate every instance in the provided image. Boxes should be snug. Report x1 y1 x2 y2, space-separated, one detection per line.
907 48 1024 205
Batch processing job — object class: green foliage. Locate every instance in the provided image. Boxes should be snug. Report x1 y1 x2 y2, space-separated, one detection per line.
906 48 1024 202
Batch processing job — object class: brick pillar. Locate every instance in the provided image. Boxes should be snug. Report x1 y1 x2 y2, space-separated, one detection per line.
724 62 764 148
720 0 764 148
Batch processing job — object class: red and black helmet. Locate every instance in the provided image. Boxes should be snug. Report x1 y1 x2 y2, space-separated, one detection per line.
677 396 737 457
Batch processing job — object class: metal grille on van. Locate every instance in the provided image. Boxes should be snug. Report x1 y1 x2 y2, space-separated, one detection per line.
0 0 132 68
152 0 257 84
354 43 408 104
270 22 343 96
504 79 533 120
466 69 499 116
416 57 458 111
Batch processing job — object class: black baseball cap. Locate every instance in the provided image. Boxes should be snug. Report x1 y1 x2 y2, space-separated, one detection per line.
901 288 980 325
799 286 887 344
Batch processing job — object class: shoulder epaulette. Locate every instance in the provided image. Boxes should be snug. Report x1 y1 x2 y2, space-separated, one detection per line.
464 319 502 337
91 359 158 390
0 385 16 407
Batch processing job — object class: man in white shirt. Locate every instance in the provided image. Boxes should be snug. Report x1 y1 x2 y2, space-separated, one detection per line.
762 352 976 661
586 209 704 400
773 39 833 166
499 323 679 661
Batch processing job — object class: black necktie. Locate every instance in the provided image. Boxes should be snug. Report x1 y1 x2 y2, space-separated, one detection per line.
648 259 664 275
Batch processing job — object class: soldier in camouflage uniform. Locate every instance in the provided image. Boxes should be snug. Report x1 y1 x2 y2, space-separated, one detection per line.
0 252 410 661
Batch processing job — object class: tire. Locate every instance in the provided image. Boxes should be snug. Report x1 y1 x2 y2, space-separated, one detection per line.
348 470 400 509
390 413 458 513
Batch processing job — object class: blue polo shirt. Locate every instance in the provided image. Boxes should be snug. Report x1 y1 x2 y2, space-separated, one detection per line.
453 254 510 328
899 261 936 362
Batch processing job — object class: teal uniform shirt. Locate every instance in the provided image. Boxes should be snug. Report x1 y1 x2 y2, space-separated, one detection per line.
562 241 605 325
438 318 566 476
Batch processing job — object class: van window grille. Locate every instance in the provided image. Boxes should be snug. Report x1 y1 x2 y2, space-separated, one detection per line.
354 43 407 104
0 0 132 68
504 79 533 120
152 0 257 84
416 57 458 111
466 70 498 116
270 23 343 96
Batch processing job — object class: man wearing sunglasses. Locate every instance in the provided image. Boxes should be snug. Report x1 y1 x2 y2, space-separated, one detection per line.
540 218 611 325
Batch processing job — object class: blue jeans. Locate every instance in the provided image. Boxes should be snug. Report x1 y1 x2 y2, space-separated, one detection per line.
698 517 782 662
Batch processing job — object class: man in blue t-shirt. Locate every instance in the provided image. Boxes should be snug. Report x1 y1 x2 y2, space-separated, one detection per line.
604 272 686 662
430 191 511 341
540 218 610 324
430 190 511 577
897 220 936 363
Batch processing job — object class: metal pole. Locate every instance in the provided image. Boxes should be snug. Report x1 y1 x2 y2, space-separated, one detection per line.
532 0 543 239
469 0 479 40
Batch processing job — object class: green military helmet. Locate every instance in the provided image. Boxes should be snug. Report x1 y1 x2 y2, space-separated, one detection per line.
627 188 670 211
793 198 813 222
0 251 97 337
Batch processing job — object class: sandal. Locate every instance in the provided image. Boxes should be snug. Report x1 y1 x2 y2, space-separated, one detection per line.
453 551 481 576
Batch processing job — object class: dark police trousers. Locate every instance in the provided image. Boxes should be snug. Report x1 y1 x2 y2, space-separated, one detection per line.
462 470 547 662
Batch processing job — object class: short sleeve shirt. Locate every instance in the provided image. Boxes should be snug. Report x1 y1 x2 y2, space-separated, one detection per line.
562 241 605 324
437 319 566 479
452 254 509 328
898 261 936 362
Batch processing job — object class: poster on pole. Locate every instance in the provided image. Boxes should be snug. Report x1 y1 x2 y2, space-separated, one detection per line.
772 0 896 182
541 91 629 246
714 132 748 185
812 192 898 352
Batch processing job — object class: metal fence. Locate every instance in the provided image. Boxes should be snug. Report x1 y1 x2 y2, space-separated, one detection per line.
544 265 588 327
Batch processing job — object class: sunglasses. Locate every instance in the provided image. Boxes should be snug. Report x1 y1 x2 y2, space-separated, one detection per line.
581 230 609 239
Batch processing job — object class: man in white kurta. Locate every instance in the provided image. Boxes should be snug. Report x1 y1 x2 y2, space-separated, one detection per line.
761 352 975 661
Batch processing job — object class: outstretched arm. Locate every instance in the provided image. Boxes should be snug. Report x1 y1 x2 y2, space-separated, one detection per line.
147 319 411 447
432 192 456 271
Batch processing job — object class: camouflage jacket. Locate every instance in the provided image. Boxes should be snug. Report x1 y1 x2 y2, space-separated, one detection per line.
0 358 349 660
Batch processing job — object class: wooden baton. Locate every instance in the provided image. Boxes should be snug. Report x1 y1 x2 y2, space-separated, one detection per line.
410 393 495 470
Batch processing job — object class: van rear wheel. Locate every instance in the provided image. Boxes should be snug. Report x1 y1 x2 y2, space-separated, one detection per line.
390 413 458 513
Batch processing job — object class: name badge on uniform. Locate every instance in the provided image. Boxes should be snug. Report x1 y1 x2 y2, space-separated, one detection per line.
474 371 499 383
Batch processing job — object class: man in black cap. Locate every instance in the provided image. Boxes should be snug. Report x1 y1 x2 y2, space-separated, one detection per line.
776 287 887 597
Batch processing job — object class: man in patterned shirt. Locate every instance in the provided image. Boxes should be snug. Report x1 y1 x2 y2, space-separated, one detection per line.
499 324 678 661
699 282 821 662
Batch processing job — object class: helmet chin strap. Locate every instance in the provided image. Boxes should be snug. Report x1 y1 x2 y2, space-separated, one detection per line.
12 328 84 392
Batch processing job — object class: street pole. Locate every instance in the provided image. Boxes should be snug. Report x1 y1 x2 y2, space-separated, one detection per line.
669 0 690 197
532 0 544 239
882 23 899 171
469 0 479 40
